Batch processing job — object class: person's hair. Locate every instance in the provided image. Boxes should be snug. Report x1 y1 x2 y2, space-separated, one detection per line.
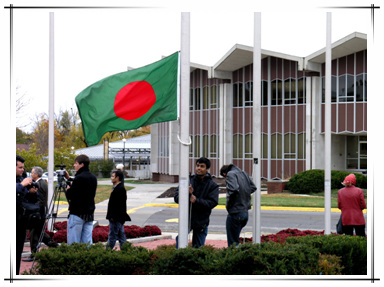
112 169 124 182
196 157 211 169
16 155 25 165
32 166 44 177
220 165 230 177
75 154 90 168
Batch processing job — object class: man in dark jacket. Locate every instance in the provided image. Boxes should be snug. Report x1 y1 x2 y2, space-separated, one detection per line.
64 154 97 244
174 157 219 248
220 164 256 247
106 170 131 249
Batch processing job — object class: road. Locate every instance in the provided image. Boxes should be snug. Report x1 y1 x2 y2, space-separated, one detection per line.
54 181 367 236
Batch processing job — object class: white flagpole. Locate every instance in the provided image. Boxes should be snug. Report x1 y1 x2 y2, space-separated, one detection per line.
47 12 55 231
252 12 262 244
178 12 191 248
324 12 332 234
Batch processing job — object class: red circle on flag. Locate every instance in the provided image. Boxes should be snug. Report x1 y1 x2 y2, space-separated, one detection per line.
114 81 156 121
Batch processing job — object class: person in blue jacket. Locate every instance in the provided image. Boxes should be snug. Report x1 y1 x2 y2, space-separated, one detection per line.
174 157 219 248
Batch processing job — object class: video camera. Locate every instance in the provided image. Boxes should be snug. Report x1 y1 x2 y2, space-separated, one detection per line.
55 165 68 188
26 181 39 190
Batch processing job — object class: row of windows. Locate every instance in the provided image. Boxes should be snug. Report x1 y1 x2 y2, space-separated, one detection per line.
321 74 367 102
189 134 218 158
233 77 307 107
190 86 219 110
232 133 306 160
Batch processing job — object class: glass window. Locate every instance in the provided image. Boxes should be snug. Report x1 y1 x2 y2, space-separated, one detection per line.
203 87 209 109
245 134 253 158
194 135 200 157
210 135 218 158
284 78 296 105
262 80 268 106
298 133 306 159
271 133 282 159
233 134 243 159
210 86 218 108
233 83 244 107
298 78 306 104
284 133 296 159
338 75 346 102
356 74 364 102
262 133 268 159
244 82 253 106
195 88 201 110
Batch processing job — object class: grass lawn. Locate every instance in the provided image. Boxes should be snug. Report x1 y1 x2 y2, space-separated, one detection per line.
56 185 134 205
218 189 367 209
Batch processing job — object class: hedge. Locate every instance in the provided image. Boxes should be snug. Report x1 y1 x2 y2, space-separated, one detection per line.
28 235 366 275
286 169 367 194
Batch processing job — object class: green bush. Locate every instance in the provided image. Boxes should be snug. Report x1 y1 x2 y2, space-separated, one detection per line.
28 235 365 275
33 242 154 275
286 234 367 275
286 169 367 194
215 242 320 275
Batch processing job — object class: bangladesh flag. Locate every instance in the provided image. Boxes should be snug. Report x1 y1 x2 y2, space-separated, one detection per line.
76 52 179 146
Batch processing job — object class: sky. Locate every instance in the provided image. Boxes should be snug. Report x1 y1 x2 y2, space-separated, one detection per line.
7 0 375 133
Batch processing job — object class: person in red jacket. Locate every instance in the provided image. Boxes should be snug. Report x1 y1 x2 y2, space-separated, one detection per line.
337 174 366 236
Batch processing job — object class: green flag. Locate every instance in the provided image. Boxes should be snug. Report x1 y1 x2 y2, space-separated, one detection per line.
76 52 179 146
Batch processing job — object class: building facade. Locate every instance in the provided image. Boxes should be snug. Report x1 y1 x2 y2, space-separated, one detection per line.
151 32 367 182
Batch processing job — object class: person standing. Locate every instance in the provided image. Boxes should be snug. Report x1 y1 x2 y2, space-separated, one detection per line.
106 170 131 249
174 157 219 248
220 164 256 247
23 166 57 262
16 155 38 274
337 174 366 236
64 154 97 244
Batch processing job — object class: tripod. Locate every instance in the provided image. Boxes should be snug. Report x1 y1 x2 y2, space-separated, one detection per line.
29 178 68 272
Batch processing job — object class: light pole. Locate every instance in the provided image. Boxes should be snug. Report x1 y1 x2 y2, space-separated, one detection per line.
122 138 126 171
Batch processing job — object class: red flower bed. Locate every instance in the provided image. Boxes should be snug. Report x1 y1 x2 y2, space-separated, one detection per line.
240 228 326 244
50 221 162 243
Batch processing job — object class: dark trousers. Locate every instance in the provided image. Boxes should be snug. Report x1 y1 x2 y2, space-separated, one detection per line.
343 225 366 237
176 225 208 248
16 215 27 275
226 211 249 247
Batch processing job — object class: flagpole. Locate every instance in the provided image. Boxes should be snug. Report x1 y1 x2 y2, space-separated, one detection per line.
324 12 332 234
178 12 191 248
47 12 55 231
252 12 262 244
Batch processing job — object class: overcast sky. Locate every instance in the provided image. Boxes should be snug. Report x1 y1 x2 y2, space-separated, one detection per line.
9 1 374 132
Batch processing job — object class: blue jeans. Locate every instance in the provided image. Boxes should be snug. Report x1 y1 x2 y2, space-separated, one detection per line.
176 225 208 248
107 220 127 249
226 211 249 247
67 214 93 245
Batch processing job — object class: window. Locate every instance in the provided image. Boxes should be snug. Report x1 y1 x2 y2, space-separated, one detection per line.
210 135 218 158
298 78 306 104
233 83 243 107
262 80 268 106
271 133 282 159
284 78 296 105
233 134 243 158
284 133 296 159
262 133 268 159
210 85 218 108
244 82 253 106
203 87 209 109
271 79 283 105
245 134 253 158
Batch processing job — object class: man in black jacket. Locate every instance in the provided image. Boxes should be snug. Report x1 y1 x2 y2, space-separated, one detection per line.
106 170 130 249
64 154 97 244
174 157 219 248
220 164 256 247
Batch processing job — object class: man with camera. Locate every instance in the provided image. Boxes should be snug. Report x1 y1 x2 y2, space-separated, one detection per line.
64 154 97 244
16 155 38 274
23 167 58 262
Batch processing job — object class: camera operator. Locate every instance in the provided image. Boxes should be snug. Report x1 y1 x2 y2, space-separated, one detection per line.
64 154 97 244
16 155 38 274
23 167 58 262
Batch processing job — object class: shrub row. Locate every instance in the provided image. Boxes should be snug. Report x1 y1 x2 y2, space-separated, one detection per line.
30 234 366 275
286 169 367 194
